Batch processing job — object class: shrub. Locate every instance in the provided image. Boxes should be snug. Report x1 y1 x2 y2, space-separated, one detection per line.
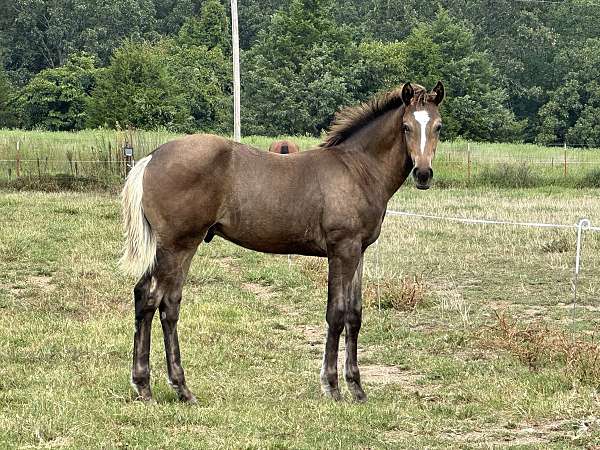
476 163 541 188
578 168 600 188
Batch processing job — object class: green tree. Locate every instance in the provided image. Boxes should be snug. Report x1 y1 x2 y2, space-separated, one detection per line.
178 0 231 52
165 39 232 132
17 53 98 130
2 0 157 82
356 41 407 98
87 41 187 130
0 66 19 128
536 39 600 146
404 10 523 142
242 0 361 135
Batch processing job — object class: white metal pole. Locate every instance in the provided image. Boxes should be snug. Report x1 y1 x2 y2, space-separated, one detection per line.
231 0 241 142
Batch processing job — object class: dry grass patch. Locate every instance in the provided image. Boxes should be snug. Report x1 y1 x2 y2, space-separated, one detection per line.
364 274 427 311
480 311 600 386
297 256 328 286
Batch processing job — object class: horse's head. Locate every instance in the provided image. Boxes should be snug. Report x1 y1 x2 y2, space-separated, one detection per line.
400 81 445 190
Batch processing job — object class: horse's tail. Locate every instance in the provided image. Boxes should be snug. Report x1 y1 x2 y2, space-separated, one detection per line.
119 155 156 279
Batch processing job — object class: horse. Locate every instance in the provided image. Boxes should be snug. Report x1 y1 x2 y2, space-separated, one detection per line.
269 139 300 154
121 81 445 403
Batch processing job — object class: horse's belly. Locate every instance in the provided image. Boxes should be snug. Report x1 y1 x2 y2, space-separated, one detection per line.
214 222 327 257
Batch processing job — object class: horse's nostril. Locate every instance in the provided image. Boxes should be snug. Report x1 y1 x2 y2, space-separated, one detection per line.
413 168 432 184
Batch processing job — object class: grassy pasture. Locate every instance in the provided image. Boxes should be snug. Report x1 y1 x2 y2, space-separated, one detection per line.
1 186 600 448
1 129 600 190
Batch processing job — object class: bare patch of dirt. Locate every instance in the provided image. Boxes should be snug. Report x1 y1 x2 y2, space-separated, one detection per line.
214 256 239 271
385 417 597 447
242 282 274 300
301 324 324 348
360 365 422 386
28 275 55 292
558 302 600 313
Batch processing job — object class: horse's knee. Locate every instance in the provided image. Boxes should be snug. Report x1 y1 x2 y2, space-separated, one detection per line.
346 309 362 333
326 303 346 331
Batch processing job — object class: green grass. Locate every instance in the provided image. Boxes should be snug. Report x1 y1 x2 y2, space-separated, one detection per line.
1 187 600 448
1 129 600 190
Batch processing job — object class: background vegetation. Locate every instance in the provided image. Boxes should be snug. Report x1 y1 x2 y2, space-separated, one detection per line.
1 0 599 145
2 130 599 191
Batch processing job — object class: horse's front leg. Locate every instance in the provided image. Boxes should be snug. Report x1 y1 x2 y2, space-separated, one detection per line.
344 254 367 402
320 239 362 401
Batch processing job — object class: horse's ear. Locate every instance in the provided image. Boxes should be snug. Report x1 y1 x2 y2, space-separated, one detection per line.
401 83 414 105
431 81 445 105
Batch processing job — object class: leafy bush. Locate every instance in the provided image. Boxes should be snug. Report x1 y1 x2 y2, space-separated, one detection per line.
86 41 188 131
476 163 541 188
577 168 600 188
0 68 19 128
17 53 98 131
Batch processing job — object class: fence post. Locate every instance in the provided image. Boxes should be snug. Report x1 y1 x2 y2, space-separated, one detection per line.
15 141 21 178
123 143 134 177
467 142 471 183
563 142 568 178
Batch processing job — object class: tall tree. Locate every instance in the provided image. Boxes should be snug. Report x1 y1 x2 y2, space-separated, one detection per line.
242 0 361 135
17 53 98 130
0 66 18 128
178 0 231 52
536 38 600 146
404 10 523 141
86 41 187 130
2 0 157 82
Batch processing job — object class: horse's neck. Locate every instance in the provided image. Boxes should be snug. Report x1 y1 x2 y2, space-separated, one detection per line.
344 108 413 200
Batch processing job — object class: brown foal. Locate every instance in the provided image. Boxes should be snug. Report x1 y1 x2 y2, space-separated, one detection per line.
121 82 445 403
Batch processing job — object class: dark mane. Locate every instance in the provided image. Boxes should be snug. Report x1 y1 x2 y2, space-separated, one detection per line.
320 84 429 148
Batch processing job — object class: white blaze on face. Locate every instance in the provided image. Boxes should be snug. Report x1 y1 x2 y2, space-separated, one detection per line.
413 110 431 155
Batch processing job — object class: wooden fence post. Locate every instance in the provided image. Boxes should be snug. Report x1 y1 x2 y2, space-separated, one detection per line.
467 142 471 182
15 141 21 178
563 142 568 178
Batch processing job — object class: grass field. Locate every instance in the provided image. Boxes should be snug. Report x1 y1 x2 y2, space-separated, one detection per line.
1 129 600 190
1 186 600 448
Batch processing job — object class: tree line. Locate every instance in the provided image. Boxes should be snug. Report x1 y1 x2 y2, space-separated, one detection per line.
0 0 598 145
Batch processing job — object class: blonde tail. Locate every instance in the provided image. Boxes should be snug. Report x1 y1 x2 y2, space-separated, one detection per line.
119 155 156 278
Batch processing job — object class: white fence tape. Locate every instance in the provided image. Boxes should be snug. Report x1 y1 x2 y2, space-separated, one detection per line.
386 209 600 232
382 209 598 327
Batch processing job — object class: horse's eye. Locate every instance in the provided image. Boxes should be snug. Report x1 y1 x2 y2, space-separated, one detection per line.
435 124 442 133
403 124 411 133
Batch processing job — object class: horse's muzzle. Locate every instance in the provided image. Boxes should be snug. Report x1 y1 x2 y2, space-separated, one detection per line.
413 167 433 190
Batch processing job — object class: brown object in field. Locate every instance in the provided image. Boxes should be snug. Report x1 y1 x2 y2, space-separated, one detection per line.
269 140 300 154
121 81 445 404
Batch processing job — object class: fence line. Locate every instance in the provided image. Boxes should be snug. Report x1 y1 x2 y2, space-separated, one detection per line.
379 210 597 333
385 209 600 231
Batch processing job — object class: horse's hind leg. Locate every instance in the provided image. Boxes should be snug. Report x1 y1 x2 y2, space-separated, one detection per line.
131 243 198 402
131 273 159 401
158 245 198 403
344 254 367 402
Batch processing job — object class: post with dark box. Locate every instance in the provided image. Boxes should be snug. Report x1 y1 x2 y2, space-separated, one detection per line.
123 143 134 177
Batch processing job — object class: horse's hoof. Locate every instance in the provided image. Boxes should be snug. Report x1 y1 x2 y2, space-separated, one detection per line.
353 390 367 403
347 381 367 403
322 387 343 401
180 393 197 404
132 383 153 402
175 385 197 404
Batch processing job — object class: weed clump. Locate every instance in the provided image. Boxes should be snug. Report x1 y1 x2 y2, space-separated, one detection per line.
476 163 541 188
480 312 600 387
364 274 426 311
577 168 600 188
541 233 571 253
